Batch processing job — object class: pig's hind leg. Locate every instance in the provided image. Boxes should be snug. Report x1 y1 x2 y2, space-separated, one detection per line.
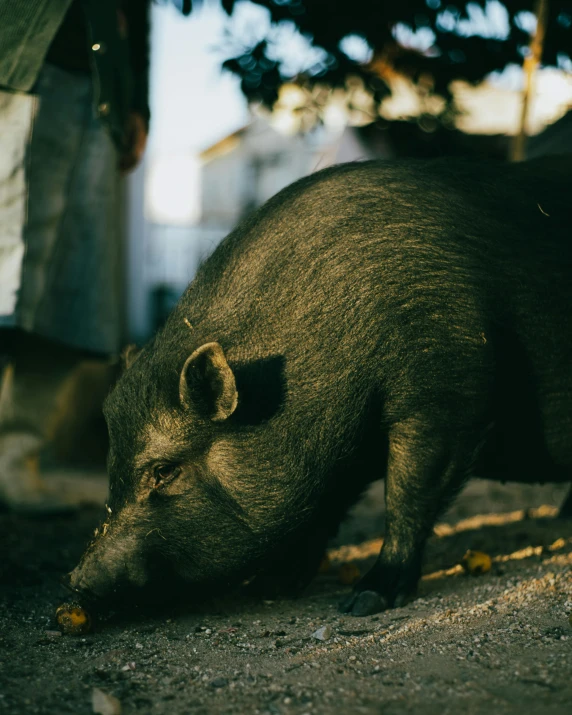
340 416 487 616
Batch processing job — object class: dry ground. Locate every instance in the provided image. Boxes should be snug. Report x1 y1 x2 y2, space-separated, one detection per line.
0 479 571 715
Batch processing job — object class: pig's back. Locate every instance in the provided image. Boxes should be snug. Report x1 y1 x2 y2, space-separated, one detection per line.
166 157 572 476
186 156 572 345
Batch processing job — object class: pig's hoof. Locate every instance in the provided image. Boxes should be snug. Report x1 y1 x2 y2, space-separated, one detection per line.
339 589 387 616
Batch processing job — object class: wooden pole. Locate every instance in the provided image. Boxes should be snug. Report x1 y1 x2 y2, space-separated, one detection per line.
511 0 550 162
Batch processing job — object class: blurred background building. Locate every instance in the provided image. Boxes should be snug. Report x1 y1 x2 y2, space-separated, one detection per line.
126 0 572 343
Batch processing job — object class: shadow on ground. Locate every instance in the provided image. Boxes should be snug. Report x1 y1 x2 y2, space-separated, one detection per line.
0 482 571 714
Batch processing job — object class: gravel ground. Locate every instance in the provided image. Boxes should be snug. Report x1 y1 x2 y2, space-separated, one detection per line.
1 480 571 715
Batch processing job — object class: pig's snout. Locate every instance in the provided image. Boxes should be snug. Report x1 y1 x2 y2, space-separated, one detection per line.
68 528 149 601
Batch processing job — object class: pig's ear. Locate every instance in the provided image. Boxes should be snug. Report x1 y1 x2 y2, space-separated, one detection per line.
179 342 238 421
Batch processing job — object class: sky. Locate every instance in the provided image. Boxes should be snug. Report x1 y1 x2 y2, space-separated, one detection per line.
148 1 252 155
145 1 249 224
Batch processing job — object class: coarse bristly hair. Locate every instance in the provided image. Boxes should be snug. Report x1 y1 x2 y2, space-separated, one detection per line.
73 156 572 612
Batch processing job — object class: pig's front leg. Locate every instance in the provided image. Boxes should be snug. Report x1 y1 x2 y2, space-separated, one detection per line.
341 417 482 616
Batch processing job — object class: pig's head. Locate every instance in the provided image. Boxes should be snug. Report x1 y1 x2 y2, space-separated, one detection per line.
68 341 300 602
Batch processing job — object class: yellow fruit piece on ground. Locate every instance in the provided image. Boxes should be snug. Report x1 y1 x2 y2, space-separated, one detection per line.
462 550 492 576
55 603 92 635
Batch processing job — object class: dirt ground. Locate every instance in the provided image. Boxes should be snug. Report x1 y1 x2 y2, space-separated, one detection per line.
1 479 571 715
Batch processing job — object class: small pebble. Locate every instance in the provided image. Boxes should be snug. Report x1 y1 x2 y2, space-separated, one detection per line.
210 677 228 688
92 687 121 715
312 625 332 641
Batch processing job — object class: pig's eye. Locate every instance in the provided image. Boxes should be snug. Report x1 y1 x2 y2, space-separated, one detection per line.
153 464 181 489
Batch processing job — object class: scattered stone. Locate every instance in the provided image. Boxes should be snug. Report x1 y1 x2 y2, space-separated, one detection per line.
312 625 332 641
210 677 229 688
92 687 121 715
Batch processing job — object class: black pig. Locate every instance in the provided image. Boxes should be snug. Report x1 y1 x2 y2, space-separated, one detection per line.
69 157 572 616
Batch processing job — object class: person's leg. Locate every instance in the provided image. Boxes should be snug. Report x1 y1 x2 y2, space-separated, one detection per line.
0 330 111 513
18 63 122 357
0 65 121 512
0 331 85 511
